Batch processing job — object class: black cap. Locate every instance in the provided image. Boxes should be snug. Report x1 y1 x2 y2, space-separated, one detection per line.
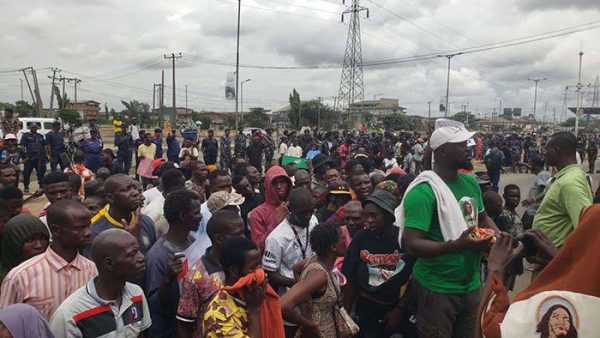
311 154 336 170
362 189 399 217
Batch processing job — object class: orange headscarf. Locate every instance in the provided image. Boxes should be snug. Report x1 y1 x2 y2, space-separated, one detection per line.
223 268 285 338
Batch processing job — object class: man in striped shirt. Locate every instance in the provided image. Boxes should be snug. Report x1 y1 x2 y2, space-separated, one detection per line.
0 200 97 320
50 228 151 337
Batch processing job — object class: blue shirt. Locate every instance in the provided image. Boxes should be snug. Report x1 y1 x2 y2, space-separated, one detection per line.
19 132 46 157
115 132 133 155
80 138 103 156
154 137 163 159
45 131 66 152
166 136 180 157
145 236 195 338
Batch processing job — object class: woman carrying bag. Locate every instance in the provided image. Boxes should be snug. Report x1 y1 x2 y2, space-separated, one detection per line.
280 222 358 337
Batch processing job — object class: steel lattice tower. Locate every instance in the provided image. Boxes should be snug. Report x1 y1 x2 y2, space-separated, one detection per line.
337 0 369 123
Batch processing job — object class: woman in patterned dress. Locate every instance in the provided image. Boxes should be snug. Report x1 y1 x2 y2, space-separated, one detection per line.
280 223 348 338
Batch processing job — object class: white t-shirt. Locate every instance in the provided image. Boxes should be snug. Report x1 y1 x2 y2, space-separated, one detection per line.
141 194 166 236
262 216 318 296
286 145 303 158
192 201 213 258
383 157 398 169
143 187 161 208
179 147 199 159
129 125 140 141
279 143 288 157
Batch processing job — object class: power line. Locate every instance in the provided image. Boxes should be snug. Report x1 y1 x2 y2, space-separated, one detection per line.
181 19 600 69
211 0 340 22
258 0 342 15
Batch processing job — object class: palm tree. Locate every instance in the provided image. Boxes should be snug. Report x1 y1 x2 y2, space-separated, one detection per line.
54 85 70 109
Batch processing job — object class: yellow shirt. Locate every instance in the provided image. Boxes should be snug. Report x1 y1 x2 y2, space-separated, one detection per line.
137 143 157 158
203 289 248 338
113 119 122 133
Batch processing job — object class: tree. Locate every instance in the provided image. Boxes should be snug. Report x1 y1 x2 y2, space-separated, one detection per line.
298 100 339 130
288 89 301 130
0 102 15 111
224 115 236 129
450 111 477 127
381 113 412 131
121 100 151 127
561 117 576 127
54 85 70 109
14 100 34 117
57 108 82 125
192 112 212 130
242 107 270 129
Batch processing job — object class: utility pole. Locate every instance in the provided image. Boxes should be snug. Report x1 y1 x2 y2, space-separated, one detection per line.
48 68 60 110
553 107 557 129
235 0 242 130
574 51 584 137
161 70 165 121
241 79 251 124
427 100 432 119
67 78 81 102
561 86 569 123
437 53 462 118
152 84 159 111
31 69 43 116
59 76 68 101
317 97 322 131
21 68 35 104
528 77 547 120
19 78 23 101
497 98 502 116
164 53 182 124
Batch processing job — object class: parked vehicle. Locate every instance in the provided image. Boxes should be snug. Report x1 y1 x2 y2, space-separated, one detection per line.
0 117 59 141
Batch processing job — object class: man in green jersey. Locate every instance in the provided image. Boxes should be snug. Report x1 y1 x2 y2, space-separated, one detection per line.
402 125 498 338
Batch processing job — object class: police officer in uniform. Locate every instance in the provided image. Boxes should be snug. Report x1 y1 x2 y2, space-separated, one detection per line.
20 122 47 193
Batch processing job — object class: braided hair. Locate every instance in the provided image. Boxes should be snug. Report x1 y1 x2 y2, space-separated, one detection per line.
309 222 341 256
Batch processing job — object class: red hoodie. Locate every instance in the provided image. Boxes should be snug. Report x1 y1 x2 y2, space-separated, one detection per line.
249 166 292 251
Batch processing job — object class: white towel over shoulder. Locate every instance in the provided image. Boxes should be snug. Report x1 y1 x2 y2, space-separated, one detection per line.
395 170 468 248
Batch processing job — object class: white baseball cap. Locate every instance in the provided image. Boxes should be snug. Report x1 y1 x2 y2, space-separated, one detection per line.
430 125 476 150
4 133 16 140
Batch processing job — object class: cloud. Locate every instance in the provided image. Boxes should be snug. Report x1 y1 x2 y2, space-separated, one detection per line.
0 0 598 116
518 0 600 11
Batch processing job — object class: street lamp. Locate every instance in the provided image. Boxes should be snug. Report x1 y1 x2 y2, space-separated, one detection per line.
528 77 547 120
235 0 242 130
373 93 383 101
241 79 251 124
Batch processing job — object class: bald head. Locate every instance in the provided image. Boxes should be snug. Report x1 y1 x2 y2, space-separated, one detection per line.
91 228 140 274
344 200 363 213
294 170 310 190
289 187 313 211
103 174 132 195
482 191 503 217
47 199 90 228
549 132 577 153
344 200 364 236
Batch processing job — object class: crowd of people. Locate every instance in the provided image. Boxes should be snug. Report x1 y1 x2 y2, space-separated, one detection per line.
0 109 598 338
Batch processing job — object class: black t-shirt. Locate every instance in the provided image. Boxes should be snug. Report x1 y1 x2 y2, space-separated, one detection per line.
246 143 263 166
202 138 218 154
342 227 414 304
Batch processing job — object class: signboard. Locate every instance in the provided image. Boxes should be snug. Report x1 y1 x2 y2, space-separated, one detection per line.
225 72 236 100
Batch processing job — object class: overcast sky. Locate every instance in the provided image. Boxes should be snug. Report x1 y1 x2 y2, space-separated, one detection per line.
1 0 599 121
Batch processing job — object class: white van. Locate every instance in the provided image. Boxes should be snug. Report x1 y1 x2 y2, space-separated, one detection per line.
0 117 58 141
